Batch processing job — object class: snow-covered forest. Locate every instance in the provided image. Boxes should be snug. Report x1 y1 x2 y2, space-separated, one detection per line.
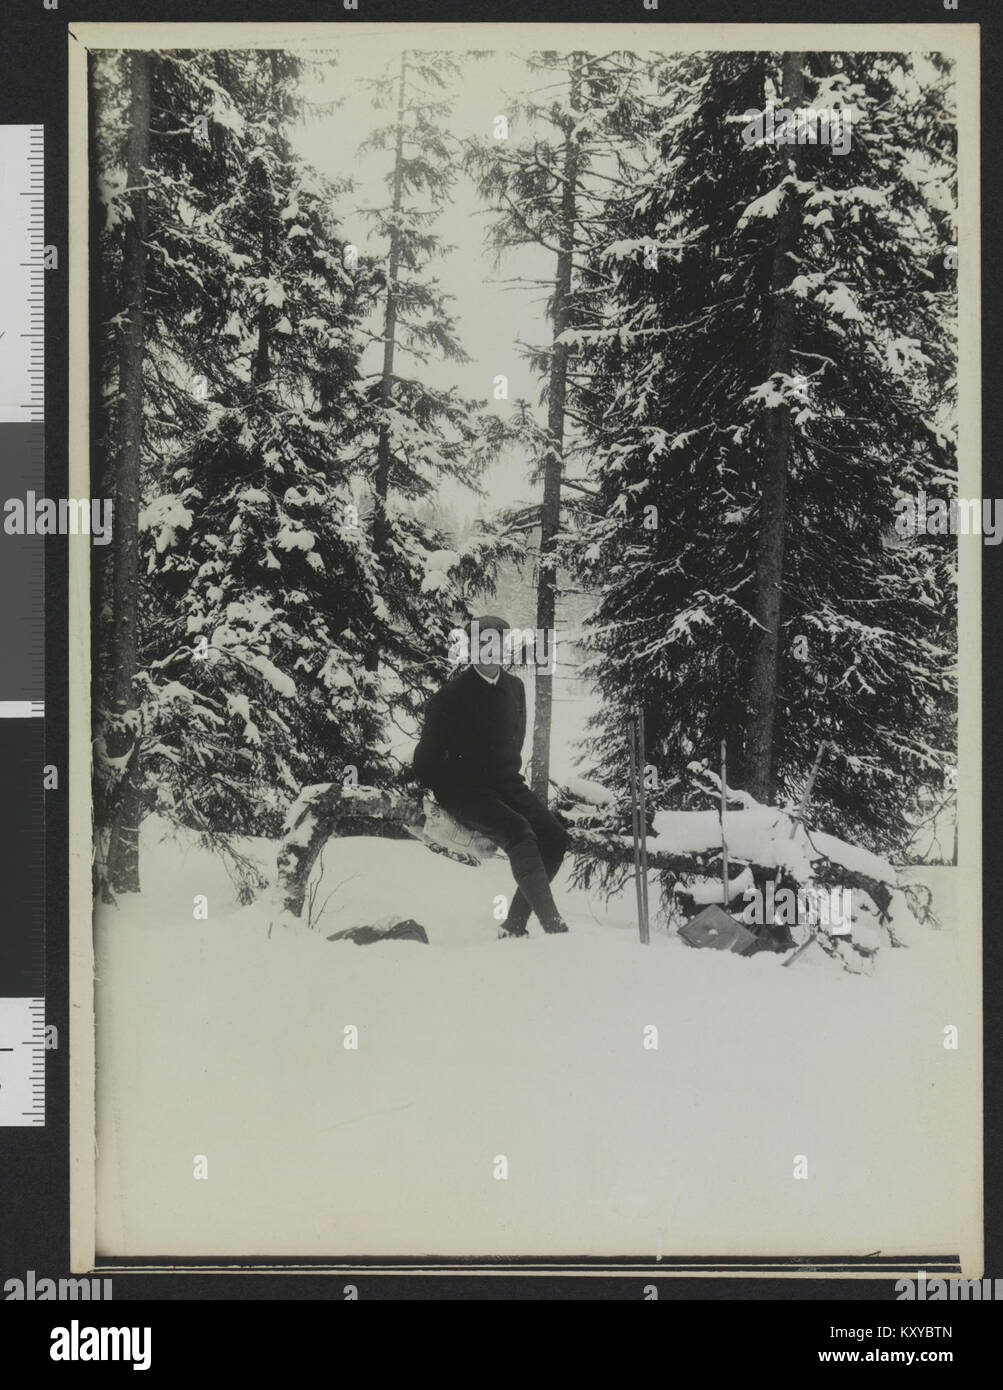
88 43 970 1259
91 45 957 896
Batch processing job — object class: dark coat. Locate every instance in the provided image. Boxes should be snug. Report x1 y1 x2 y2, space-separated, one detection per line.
412 667 527 798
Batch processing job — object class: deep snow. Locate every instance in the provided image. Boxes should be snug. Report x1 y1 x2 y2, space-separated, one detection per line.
93 819 974 1259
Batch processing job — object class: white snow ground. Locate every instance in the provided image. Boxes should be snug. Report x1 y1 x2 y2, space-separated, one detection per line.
94 818 974 1259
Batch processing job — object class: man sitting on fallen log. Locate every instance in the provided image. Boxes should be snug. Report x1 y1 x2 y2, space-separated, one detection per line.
412 614 570 937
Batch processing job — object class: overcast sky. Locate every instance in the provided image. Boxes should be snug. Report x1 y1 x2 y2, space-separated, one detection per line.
293 51 557 522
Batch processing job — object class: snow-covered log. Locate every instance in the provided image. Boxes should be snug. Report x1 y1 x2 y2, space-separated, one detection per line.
272 783 423 930
563 824 896 918
271 781 906 935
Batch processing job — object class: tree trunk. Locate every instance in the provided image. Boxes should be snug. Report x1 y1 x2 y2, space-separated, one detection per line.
252 55 279 388
106 50 153 894
745 52 805 804
366 51 407 674
530 56 580 799
252 214 272 387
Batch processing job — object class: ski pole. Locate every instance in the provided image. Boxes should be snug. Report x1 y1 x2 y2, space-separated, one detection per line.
636 707 650 943
788 739 830 839
627 719 646 945
782 740 832 968
720 736 730 909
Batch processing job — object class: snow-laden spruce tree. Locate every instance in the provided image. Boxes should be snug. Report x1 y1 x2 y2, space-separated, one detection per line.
92 48 280 888
148 52 400 836
573 51 957 852
352 50 511 731
93 49 393 891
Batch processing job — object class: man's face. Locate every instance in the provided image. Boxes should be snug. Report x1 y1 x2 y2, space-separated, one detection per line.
473 622 508 677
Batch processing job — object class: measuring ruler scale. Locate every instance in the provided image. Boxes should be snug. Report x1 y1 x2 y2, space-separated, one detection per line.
0 124 46 1125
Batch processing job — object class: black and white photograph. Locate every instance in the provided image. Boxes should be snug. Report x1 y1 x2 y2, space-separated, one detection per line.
69 22 981 1267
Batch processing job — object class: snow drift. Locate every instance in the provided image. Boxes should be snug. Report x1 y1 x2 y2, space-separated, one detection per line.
92 817 970 1260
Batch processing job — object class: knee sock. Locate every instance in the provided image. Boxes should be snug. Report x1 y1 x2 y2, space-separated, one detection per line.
507 835 564 932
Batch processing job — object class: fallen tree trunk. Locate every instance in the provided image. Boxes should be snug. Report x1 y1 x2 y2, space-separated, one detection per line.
270 783 899 932
565 824 895 919
272 784 422 929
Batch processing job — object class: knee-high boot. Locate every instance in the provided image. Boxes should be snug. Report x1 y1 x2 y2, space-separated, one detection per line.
505 835 568 934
